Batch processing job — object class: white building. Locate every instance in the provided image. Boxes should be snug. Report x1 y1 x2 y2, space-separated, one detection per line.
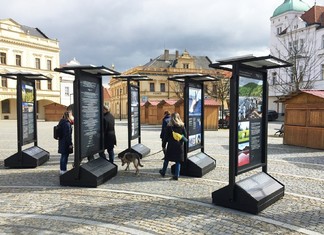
269 0 324 114
59 58 80 106
0 18 60 119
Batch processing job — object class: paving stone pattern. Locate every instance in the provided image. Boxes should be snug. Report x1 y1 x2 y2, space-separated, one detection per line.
0 120 323 235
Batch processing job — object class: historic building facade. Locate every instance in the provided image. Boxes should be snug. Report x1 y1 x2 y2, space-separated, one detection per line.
109 49 229 119
0 18 60 119
269 0 324 114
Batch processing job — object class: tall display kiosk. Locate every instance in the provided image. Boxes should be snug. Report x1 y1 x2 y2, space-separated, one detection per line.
168 74 218 177
0 72 50 168
114 75 152 159
209 55 292 214
54 65 120 187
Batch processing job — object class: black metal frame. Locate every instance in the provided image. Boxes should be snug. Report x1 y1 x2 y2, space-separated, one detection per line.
210 55 292 214
114 74 152 157
54 65 120 186
0 72 51 168
168 74 218 176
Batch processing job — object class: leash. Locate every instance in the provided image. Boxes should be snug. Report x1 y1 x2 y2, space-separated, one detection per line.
145 149 163 157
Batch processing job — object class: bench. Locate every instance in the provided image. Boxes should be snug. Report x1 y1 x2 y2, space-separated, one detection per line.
274 124 284 137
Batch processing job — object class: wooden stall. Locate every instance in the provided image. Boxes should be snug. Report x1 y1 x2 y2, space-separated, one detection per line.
283 90 324 149
157 99 178 120
174 99 185 121
204 99 220 130
140 102 146 124
144 100 160 125
44 103 67 121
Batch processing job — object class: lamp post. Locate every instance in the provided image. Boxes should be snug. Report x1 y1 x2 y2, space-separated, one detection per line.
119 88 122 121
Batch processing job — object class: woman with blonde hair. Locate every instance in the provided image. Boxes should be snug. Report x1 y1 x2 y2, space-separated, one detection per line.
160 112 187 180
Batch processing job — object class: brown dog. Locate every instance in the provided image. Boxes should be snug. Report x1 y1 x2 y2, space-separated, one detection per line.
119 152 143 175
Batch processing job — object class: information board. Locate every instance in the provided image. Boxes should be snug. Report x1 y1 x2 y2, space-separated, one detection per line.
236 70 264 174
188 83 202 151
130 85 139 139
21 80 35 145
79 74 102 159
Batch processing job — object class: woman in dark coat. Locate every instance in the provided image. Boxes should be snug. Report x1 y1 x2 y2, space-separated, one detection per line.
58 111 73 175
160 112 187 180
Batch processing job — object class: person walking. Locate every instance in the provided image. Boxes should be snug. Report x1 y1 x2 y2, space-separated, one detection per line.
58 111 73 175
160 110 171 141
99 105 116 163
160 112 187 180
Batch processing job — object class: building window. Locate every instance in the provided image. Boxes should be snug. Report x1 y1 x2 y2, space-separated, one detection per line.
276 26 282 35
183 63 189 69
47 60 52 70
35 80 41 90
322 35 324 49
0 52 6 64
35 58 41 69
1 77 8 87
149 83 155 92
272 72 277 85
65 86 69 96
47 80 52 90
212 84 217 93
300 38 304 52
1 100 10 113
288 42 292 53
160 83 165 92
16 55 21 66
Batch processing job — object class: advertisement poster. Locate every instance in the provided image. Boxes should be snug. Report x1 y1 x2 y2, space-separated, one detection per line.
188 84 202 151
79 75 101 159
130 85 139 139
237 71 263 173
21 80 35 145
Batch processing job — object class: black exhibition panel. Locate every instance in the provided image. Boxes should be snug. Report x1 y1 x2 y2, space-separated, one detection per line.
209 55 292 214
0 72 50 168
113 75 152 160
168 74 218 177
54 65 120 187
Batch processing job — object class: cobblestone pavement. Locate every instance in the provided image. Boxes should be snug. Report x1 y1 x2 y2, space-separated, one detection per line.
0 120 323 235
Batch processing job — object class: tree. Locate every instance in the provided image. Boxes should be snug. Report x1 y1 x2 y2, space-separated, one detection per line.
270 21 324 95
205 71 231 128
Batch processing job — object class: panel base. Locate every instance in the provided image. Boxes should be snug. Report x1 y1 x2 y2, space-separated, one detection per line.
172 152 216 177
118 143 151 159
4 146 50 168
212 172 285 214
60 157 117 187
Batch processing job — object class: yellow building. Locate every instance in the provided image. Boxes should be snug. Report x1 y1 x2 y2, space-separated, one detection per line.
109 49 227 118
0 18 60 120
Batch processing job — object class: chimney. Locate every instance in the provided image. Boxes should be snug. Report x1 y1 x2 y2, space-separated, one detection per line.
175 50 179 59
164 49 169 61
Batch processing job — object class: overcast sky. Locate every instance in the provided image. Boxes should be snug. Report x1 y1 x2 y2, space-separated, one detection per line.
3 0 322 73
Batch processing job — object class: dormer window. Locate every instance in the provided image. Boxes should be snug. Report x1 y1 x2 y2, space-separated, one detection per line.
183 63 189 69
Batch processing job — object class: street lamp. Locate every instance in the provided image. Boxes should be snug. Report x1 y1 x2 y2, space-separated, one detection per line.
119 88 122 121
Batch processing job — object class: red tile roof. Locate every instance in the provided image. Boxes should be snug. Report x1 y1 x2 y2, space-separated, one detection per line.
301 5 324 26
204 99 221 106
301 89 324 99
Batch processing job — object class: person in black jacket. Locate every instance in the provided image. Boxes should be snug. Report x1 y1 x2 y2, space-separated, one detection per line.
160 110 171 141
58 111 73 175
160 112 187 180
99 105 116 163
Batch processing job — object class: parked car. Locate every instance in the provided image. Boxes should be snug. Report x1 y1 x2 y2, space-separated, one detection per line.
268 110 279 121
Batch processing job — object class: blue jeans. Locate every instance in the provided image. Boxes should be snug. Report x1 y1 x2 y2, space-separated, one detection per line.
161 160 180 177
60 153 69 171
99 148 115 164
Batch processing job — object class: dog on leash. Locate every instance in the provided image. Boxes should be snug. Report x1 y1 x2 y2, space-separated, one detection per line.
118 152 143 175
